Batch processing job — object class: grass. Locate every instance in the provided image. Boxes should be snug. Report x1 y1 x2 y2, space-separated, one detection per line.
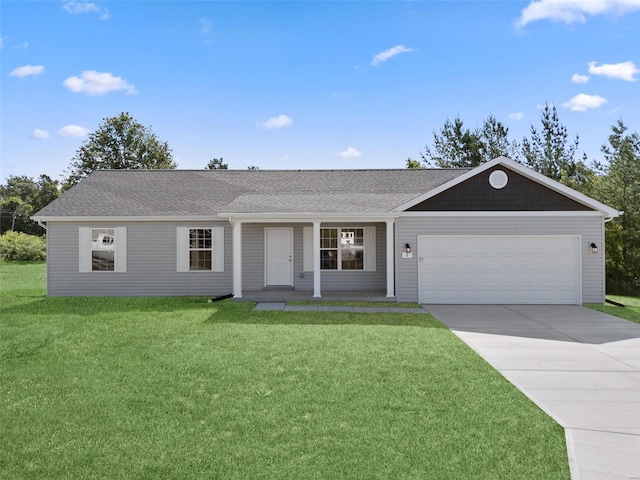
1 262 569 479
586 295 640 325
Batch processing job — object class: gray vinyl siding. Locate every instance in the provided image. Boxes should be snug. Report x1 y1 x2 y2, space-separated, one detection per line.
395 215 605 304
46 221 233 296
240 223 387 292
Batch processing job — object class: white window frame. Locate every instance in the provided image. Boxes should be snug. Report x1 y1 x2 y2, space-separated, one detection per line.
177 226 224 272
79 227 127 273
304 226 376 272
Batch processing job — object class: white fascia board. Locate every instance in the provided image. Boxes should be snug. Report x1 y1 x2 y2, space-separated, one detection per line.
30 215 221 223
221 213 399 223
399 210 607 217
392 156 620 218
32 213 401 223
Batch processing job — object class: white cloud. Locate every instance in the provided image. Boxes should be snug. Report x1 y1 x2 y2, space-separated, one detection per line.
588 61 639 81
199 18 214 45
338 147 362 159
58 125 90 137
516 0 640 27
31 129 50 139
571 73 590 83
1 37 29 50
562 93 607 111
63 1 110 19
10 65 45 78
63 71 137 95
199 18 213 35
258 114 293 129
371 45 414 66
509 112 524 120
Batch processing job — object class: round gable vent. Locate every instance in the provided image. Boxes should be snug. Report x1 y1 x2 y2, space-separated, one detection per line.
489 170 509 189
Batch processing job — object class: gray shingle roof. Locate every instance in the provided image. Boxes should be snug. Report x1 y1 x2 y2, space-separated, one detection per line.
34 168 470 217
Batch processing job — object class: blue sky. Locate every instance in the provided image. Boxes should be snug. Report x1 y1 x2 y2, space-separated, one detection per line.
2 0 639 182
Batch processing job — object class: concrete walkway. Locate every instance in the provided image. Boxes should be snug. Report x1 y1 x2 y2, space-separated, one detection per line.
425 304 640 480
254 302 428 314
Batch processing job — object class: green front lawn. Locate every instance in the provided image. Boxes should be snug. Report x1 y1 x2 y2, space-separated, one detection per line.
586 295 640 324
1 262 569 479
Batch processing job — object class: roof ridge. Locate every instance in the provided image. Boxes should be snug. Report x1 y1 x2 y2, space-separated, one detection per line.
90 167 472 173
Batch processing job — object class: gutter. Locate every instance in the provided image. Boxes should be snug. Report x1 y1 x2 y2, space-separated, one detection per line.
605 211 624 223
36 219 47 230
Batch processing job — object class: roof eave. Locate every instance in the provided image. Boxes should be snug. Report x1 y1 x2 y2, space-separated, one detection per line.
31 212 401 223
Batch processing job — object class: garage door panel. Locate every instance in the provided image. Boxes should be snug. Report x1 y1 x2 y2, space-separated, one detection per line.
418 235 581 305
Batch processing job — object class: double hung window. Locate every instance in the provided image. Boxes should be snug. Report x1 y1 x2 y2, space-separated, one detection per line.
189 228 213 270
91 228 116 271
79 227 127 272
320 228 338 270
177 226 224 272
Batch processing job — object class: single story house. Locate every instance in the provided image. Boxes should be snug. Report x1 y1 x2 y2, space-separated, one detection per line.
32 157 620 304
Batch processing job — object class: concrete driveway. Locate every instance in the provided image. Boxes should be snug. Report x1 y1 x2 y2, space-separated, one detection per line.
425 304 640 480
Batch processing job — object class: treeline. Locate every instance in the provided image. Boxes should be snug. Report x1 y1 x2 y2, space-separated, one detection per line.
1 110 638 294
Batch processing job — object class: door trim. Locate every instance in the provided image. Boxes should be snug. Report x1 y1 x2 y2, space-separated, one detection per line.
264 228 294 286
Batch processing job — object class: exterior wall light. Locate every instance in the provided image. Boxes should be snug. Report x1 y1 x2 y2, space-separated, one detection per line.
402 243 413 259
405 243 411 254
591 243 598 253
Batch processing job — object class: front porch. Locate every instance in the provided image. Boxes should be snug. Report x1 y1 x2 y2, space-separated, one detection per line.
227 215 399 300
235 289 396 303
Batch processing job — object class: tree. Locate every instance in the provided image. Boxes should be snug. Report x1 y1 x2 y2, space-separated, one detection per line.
519 103 587 185
63 112 176 188
0 174 59 235
247 165 259 170
479 115 517 161
406 158 423 169
0 197 33 234
420 114 515 168
595 120 640 295
206 158 228 169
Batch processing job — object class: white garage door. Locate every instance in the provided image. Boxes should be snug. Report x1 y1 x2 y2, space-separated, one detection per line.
418 236 581 305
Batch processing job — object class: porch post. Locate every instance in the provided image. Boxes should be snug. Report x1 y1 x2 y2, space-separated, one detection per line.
386 219 395 298
313 221 321 297
232 220 242 298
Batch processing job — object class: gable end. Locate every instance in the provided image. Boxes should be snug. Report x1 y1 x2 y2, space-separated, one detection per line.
407 166 594 212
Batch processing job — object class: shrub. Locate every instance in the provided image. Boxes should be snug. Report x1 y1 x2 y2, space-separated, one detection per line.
0 231 46 261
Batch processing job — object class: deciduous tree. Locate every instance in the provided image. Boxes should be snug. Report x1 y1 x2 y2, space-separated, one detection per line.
406 158 423 169
0 175 59 234
206 158 228 169
63 112 176 188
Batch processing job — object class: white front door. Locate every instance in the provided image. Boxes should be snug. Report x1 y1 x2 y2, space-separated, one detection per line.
265 228 293 286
